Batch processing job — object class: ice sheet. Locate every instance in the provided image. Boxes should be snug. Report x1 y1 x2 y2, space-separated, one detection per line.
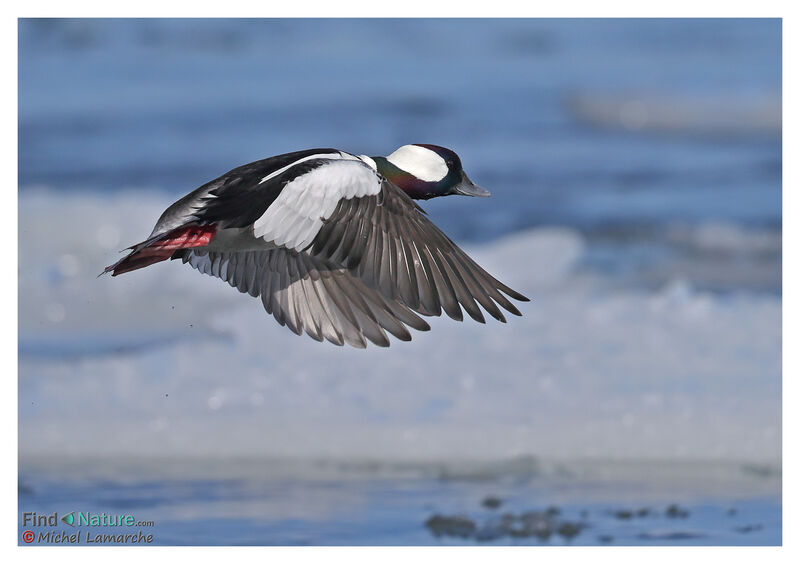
18 189 781 463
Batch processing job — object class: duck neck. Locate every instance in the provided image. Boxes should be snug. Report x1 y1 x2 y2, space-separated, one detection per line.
372 156 438 200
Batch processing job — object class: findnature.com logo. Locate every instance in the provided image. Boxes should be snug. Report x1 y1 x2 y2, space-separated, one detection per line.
21 511 155 545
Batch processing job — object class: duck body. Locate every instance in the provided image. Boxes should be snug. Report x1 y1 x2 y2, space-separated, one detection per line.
104 144 529 348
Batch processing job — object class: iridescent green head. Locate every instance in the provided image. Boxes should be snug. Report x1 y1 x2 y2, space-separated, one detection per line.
372 144 490 201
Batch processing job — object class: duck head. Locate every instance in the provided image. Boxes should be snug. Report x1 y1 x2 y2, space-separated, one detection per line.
371 144 490 200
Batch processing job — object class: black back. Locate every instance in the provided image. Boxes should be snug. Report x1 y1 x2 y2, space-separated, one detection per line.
169 148 342 229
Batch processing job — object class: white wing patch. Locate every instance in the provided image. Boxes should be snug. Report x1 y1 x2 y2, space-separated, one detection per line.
253 159 382 251
357 155 377 170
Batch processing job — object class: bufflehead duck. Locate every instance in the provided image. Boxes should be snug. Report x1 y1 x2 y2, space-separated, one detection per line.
103 144 529 348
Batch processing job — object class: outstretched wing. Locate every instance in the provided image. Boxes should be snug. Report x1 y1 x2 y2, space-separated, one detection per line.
307 180 530 324
180 248 430 348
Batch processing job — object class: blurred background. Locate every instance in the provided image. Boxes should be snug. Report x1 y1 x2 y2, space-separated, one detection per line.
18 19 781 545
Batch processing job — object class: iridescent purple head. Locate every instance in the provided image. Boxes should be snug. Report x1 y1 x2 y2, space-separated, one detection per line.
372 144 490 200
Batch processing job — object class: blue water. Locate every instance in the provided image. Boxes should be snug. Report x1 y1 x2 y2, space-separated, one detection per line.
18 19 782 546
18 458 781 546
19 19 781 245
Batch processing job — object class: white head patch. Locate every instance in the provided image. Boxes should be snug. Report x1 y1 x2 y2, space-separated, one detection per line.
386 145 448 182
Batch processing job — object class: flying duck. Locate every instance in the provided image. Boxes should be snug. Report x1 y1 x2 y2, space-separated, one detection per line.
103 144 529 348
